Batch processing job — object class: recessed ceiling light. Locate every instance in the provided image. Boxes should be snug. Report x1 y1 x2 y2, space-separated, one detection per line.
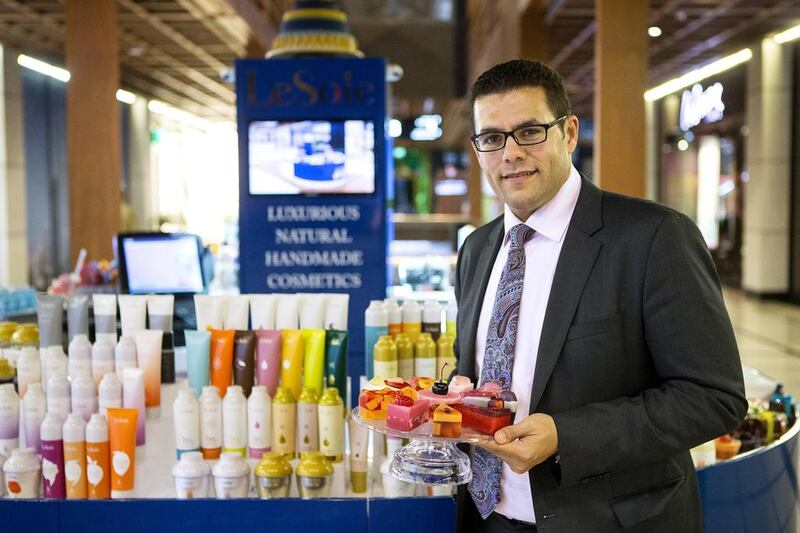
648 26 662 38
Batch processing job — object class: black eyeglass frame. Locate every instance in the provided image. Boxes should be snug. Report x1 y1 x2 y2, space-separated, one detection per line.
470 115 569 152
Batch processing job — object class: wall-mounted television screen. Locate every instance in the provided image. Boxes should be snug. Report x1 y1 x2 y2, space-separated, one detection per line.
248 119 375 195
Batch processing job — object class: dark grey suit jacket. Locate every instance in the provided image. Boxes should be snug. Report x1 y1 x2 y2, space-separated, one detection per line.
454 177 747 532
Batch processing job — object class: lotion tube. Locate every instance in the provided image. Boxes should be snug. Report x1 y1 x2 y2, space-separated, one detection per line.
16 346 41 398
92 294 118 344
114 336 137 382
121 368 146 446
302 329 326 396
247 385 271 458
280 330 304 400
193 295 224 332
68 334 92 382
40 413 66 498
36 294 64 349
134 329 163 416
199 385 222 459
298 293 327 329
223 295 250 330
107 407 138 498
274 294 299 330
22 383 46 453
118 295 147 339
67 295 89 344
46 376 71 422
250 294 276 330
222 385 247 456
184 330 211 397
348 416 368 493
0 385 20 457
63 413 87 499
324 331 348 406
146 295 174 332
323 294 349 330
98 373 122 417
70 375 97 422
173 389 200 459
233 330 256 397
86 413 110 499
210 329 235 397
255 330 281 397
91 338 115 386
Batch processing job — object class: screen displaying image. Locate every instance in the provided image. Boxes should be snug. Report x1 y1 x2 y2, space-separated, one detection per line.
122 235 204 294
248 119 375 195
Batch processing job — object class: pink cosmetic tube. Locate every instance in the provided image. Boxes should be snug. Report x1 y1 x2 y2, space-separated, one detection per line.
255 330 282 397
122 368 146 446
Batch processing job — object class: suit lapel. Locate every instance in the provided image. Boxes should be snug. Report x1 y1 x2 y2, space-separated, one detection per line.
459 219 504 382
529 177 604 412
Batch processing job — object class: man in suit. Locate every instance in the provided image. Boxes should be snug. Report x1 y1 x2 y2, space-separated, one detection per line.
454 59 746 532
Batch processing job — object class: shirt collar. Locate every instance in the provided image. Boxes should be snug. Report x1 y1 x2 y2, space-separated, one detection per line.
503 165 582 244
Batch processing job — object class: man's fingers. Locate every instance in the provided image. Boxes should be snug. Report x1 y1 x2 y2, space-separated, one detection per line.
494 416 536 444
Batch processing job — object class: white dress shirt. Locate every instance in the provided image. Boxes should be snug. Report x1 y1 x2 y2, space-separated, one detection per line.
474 165 582 523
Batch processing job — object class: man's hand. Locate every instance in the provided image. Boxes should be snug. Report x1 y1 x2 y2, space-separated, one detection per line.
476 413 559 474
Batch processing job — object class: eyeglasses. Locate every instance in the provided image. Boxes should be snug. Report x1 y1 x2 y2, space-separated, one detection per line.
470 115 568 152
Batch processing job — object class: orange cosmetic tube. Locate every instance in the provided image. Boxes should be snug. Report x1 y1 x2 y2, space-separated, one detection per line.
107 408 139 499
280 330 304 400
210 329 235 397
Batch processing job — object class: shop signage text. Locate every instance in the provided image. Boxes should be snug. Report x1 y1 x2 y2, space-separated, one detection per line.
680 83 725 131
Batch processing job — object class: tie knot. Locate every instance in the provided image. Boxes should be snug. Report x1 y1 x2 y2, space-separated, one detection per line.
508 223 534 249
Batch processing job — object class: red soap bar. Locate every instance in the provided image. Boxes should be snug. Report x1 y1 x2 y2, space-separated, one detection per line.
452 404 513 435
387 399 430 431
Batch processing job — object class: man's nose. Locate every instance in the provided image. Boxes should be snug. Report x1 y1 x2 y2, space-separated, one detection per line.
502 135 526 162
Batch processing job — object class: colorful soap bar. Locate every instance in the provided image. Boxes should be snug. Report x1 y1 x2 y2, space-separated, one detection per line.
448 375 474 394
418 388 461 405
386 398 430 431
432 403 462 438
452 404 513 435
358 388 398 420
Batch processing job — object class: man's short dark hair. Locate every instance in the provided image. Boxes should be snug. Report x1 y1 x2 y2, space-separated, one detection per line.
469 59 572 131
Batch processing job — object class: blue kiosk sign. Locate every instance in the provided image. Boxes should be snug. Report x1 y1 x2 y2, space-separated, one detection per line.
236 57 390 382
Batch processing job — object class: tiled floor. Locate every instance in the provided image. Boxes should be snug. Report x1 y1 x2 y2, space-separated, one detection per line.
724 288 800 396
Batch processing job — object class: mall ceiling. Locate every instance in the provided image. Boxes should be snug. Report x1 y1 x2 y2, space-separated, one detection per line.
0 0 799 138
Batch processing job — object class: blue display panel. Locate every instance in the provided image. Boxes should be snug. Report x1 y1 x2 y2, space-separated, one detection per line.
236 57 390 385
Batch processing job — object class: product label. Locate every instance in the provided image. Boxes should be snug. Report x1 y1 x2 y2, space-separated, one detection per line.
201 404 222 449
0 400 19 439
64 442 87 498
68 360 91 380
248 405 270 451
318 405 344 458
175 405 200 451
86 442 110 498
41 440 65 498
5 471 39 498
373 361 398 379
415 358 436 378
272 403 296 454
398 360 414 381
296 403 318 452
223 406 246 450
214 476 248 499
175 476 207 499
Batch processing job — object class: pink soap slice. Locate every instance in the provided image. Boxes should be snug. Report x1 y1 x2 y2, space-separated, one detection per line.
448 375 474 394
387 399 430 431
418 389 461 404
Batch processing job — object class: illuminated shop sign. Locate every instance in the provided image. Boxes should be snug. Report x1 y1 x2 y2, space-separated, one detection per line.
679 82 725 131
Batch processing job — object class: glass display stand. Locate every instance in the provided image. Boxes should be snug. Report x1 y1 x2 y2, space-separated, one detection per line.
352 408 490 486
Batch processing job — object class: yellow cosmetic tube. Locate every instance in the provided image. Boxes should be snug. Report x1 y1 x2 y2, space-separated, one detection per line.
280 330 304 400
302 329 326 396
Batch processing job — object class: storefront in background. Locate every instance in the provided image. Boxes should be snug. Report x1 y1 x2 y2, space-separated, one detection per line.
655 66 747 287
